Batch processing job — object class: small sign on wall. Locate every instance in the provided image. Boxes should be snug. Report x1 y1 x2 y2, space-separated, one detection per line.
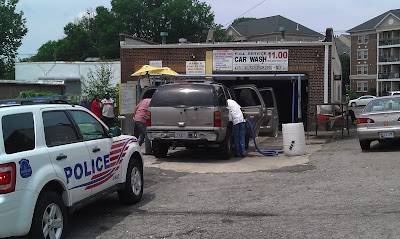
213 50 233 71
186 61 205 74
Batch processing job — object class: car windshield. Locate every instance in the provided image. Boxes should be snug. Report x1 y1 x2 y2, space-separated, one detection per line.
363 97 400 113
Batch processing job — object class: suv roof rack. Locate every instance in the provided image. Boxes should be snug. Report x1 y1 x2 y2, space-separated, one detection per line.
184 80 215 84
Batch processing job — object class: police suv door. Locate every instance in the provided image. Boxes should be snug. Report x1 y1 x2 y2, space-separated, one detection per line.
42 109 92 203
69 109 121 196
230 85 266 136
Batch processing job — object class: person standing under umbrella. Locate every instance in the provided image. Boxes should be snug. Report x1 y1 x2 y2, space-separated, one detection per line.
133 96 152 155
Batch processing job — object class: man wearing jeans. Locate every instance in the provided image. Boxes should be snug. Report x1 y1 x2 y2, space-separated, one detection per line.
133 97 152 155
227 99 246 157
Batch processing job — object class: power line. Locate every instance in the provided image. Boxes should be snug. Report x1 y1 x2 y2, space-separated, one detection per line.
222 0 268 27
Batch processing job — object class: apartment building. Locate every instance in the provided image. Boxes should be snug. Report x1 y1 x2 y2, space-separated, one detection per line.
348 9 400 96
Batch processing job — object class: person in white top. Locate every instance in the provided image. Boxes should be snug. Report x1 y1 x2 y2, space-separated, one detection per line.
101 93 116 127
227 99 246 157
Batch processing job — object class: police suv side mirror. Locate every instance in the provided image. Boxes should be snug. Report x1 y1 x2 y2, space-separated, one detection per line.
108 126 122 137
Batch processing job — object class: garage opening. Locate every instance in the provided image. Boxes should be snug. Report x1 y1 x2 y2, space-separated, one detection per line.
212 75 308 126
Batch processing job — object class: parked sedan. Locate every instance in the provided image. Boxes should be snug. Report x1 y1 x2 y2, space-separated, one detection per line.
357 96 400 150
349 95 377 107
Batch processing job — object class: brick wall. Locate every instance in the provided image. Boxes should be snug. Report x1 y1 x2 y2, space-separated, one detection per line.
121 45 330 107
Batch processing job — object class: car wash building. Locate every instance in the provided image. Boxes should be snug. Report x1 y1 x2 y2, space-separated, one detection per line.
120 28 342 128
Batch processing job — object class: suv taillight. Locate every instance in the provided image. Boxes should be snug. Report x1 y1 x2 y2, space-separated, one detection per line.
0 163 16 194
146 111 151 127
214 111 221 127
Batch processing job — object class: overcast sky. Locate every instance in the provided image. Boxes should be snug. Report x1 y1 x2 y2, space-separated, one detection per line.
16 0 400 58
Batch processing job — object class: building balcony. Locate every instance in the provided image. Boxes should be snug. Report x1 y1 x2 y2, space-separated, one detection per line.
378 72 400 79
379 37 400 46
379 56 400 62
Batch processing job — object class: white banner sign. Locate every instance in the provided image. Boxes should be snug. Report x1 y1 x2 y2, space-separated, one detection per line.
186 61 205 74
119 81 136 115
212 49 288 72
213 50 233 71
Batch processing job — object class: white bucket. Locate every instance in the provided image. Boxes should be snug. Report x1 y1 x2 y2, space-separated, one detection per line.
282 123 306 156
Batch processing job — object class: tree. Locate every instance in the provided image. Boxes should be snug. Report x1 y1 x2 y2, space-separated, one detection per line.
232 17 256 25
111 0 215 43
31 0 216 61
0 0 28 78
27 40 60 62
213 24 234 42
82 63 118 107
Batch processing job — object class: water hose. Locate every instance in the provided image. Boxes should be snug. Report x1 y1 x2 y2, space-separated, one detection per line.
246 119 284 156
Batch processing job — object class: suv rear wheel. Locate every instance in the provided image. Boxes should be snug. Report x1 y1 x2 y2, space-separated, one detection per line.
360 140 371 151
219 128 232 160
152 141 169 158
30 191 67 239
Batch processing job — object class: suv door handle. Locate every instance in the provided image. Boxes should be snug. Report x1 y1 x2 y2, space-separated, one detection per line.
56 154 67 161
92 147 101 153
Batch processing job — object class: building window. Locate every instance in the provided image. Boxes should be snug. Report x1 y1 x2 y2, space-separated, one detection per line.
383 32 391 39
357 65 368 75
357 81 368 92
383 82 391 92
358 35 369 44
357 49 368 60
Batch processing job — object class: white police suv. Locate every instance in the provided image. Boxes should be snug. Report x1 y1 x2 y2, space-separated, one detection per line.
0 102 143 238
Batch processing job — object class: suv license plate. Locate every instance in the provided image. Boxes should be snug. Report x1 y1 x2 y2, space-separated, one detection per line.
379 132 394 139
175 132 188 139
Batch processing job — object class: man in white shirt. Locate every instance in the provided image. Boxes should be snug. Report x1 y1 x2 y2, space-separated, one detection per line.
101 93 116 127
227 99 246 157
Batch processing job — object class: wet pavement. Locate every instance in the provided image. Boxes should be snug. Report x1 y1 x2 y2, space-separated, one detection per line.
142 126 358 174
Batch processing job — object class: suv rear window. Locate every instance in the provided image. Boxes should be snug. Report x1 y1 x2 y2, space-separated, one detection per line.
150 84 216 107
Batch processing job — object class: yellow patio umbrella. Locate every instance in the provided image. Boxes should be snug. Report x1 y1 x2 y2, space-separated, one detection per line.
153 67 179 76
131 65 163 76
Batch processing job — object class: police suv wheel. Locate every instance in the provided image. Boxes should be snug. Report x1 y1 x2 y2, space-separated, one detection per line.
30 191 67 239
118 158 143 204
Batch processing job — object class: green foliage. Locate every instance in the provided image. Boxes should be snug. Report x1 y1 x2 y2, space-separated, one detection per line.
368 88 376 96
19 90 57 98
82 63 119 113
346 90 358 100
232 17 257 25
29 0 216 61
0 0 28 78
213 24 234 42
66 94 80 105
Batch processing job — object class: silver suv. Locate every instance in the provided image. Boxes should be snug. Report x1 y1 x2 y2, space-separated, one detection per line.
147 82 233 159
146 82 268 159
